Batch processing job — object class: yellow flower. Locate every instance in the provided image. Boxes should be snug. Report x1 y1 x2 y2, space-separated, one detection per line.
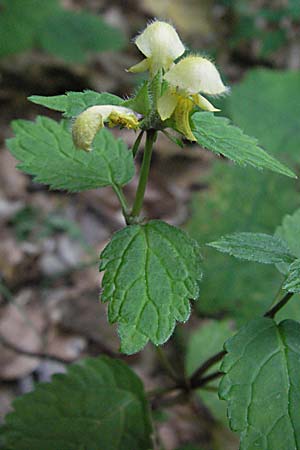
127 21 185 77
72 105 140 152
157 56 229 141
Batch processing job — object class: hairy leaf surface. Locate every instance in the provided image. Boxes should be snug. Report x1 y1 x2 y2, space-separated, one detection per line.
2 356 152 450
191 112 295 178
276 208 300 271
7 117 134 191
220 318 300 449
208 232 293 265
283 259 300 294
100 220 202 354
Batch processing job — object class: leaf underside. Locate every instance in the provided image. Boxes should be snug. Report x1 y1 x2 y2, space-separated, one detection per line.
220 318 300 449
208 232 293 265
2 356 152 450
191 112 296 178
283 259 300 293
100 220 202 354
275 207 300 274
7 116 134 192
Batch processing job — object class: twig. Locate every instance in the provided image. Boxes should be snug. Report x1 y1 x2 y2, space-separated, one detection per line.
189 350 226 387
191 370 223 389
264 292 294 319
0 333 72 365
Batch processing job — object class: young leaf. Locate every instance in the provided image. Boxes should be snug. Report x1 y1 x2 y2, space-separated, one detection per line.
186 163 299 320
7 117 135 192
123 81 152 116
276 208 300 261
191 112 296 178
283 259 300 293
219 318 300 450
29 91 123 117
227 69 300 162
186 320 234 425
208 232 293 265
99 220 202 354
2 356 153 450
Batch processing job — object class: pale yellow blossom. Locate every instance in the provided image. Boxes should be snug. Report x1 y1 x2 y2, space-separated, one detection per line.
128 21 185 76
72 105 140 152
158 56 229 141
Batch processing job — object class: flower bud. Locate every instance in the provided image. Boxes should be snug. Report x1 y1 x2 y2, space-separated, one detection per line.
128 21 185 76
72 105 140 152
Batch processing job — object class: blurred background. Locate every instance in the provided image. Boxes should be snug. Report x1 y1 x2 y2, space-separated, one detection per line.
0 1 299 449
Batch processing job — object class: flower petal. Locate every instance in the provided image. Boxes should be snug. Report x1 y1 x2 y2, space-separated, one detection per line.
127 58 150 73
133 21 185 75
193 94 220 112
174 98 197 142
135 21 185 59
164 56 228 95
72 105 140 152
157 89 178 121
72 109 104 152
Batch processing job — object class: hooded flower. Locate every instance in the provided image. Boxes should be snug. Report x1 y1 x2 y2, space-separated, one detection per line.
157 56 229 141
128 21 185 77
72 105 140 152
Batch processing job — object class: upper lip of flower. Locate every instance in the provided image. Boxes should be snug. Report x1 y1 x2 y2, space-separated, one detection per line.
157 55 229 141
127 20 185 76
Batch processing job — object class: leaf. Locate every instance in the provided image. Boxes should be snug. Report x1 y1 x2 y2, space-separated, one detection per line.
39 10 125 63
283 260 300 294
208 232 293 265
123 81 152 116
191 112 296 178
2 356 153 450
186 320 234 425
99 220 202 354
0 0 125 61
276 208 300 260
186 162 300 321
219 318 300 449
7 117 135 192
29 91 123 117
227 69 300 163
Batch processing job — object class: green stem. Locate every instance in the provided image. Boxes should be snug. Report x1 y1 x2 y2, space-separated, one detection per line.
131 130 144 158
113 185 130 222
131 129 157 218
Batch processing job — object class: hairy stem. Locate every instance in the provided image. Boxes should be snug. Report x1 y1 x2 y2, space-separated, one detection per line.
131 129 157 218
